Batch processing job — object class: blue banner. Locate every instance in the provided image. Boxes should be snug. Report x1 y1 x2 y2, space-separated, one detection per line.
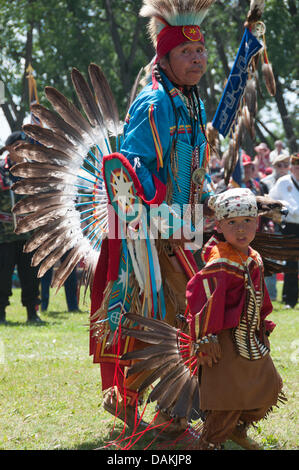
212 28 262 137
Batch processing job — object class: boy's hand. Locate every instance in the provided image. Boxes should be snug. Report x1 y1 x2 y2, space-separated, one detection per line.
196 338 221 367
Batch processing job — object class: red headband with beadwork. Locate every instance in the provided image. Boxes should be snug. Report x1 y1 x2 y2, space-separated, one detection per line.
156 25 205 60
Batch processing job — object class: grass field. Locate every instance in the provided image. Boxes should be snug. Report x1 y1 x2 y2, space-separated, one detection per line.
0 283 298 451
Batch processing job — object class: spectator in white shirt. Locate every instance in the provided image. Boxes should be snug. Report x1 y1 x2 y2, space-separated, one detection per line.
269 140 289 165
260 153 290 194
269 154 299 308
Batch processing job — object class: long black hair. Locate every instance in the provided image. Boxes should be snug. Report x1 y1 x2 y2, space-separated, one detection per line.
153 62 208 150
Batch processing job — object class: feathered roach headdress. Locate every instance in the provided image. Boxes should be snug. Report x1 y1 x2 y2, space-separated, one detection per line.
140 0 216 60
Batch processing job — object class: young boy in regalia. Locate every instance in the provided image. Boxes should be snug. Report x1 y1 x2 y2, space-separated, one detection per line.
186 188 285 450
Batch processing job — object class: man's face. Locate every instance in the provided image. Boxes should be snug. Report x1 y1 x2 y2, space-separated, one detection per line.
160 41 207 87
274 159 289 177
275 142 283 152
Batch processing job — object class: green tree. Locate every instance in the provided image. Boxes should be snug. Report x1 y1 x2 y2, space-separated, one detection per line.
0 0 146 133
0 0 297 152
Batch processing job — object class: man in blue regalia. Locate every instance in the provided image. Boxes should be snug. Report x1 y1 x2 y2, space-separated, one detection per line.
90 0 216 437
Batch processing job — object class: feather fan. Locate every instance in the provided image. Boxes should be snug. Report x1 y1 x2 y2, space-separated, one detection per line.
37 237 81 279
12 143 72 166
30 104 83 144
121 312 200 422
23 218 72 253
12 178 77 195
88 63 121 137
10 63 118 291
44 86 96 142
12 191 70 215
71 67 105 130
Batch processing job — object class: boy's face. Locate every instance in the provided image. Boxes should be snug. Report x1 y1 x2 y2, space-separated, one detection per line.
217 216 258 255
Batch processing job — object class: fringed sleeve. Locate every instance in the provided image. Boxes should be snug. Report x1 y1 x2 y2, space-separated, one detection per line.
186 267 228 341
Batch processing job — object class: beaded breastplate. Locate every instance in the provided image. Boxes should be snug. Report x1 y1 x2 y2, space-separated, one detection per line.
233 265 270 360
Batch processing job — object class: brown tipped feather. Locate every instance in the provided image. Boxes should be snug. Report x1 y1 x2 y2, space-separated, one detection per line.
12 177 76 195
262 63 276 96
11 161 77 181
122 343 177 361
23 218 68 253
171 375 194 419
13 143 72 166
31 226 80 267
121 327 176 345
88 63 120 132
14 204 74 234
30 104 83 145
242 105 252 134
52 244 87 289
37 237 79 278
223 139 239 185
125 352 179 377
123 312 178 334
244 79 257 117
45 86 95 139
137 360 178 393
155 369 190 410
71 67 104 129
147 363 186 403
12 192 70 215
22 124 79 159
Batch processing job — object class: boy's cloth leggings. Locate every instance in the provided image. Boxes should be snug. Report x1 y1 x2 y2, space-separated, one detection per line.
200 406 270 445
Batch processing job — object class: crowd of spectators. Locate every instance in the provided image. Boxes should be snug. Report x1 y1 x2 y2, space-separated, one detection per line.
208 140 299 310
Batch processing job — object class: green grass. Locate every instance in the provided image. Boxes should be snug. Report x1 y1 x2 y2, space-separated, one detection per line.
0 283 298 450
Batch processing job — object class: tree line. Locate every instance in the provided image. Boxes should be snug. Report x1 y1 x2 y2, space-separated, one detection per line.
0 0 298 153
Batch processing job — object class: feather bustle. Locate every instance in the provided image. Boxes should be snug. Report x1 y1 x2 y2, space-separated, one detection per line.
137 360 178 393
12 143 72 166
37 237 80 279
23 218 70 253
45 86 95 140
14 204 75 234
30 104 85 147
88 63 120 133
71 67 104 129
12 192 71 215
148 363 186 403
125 352 179 377
12 178 77 195
52 244 89 289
